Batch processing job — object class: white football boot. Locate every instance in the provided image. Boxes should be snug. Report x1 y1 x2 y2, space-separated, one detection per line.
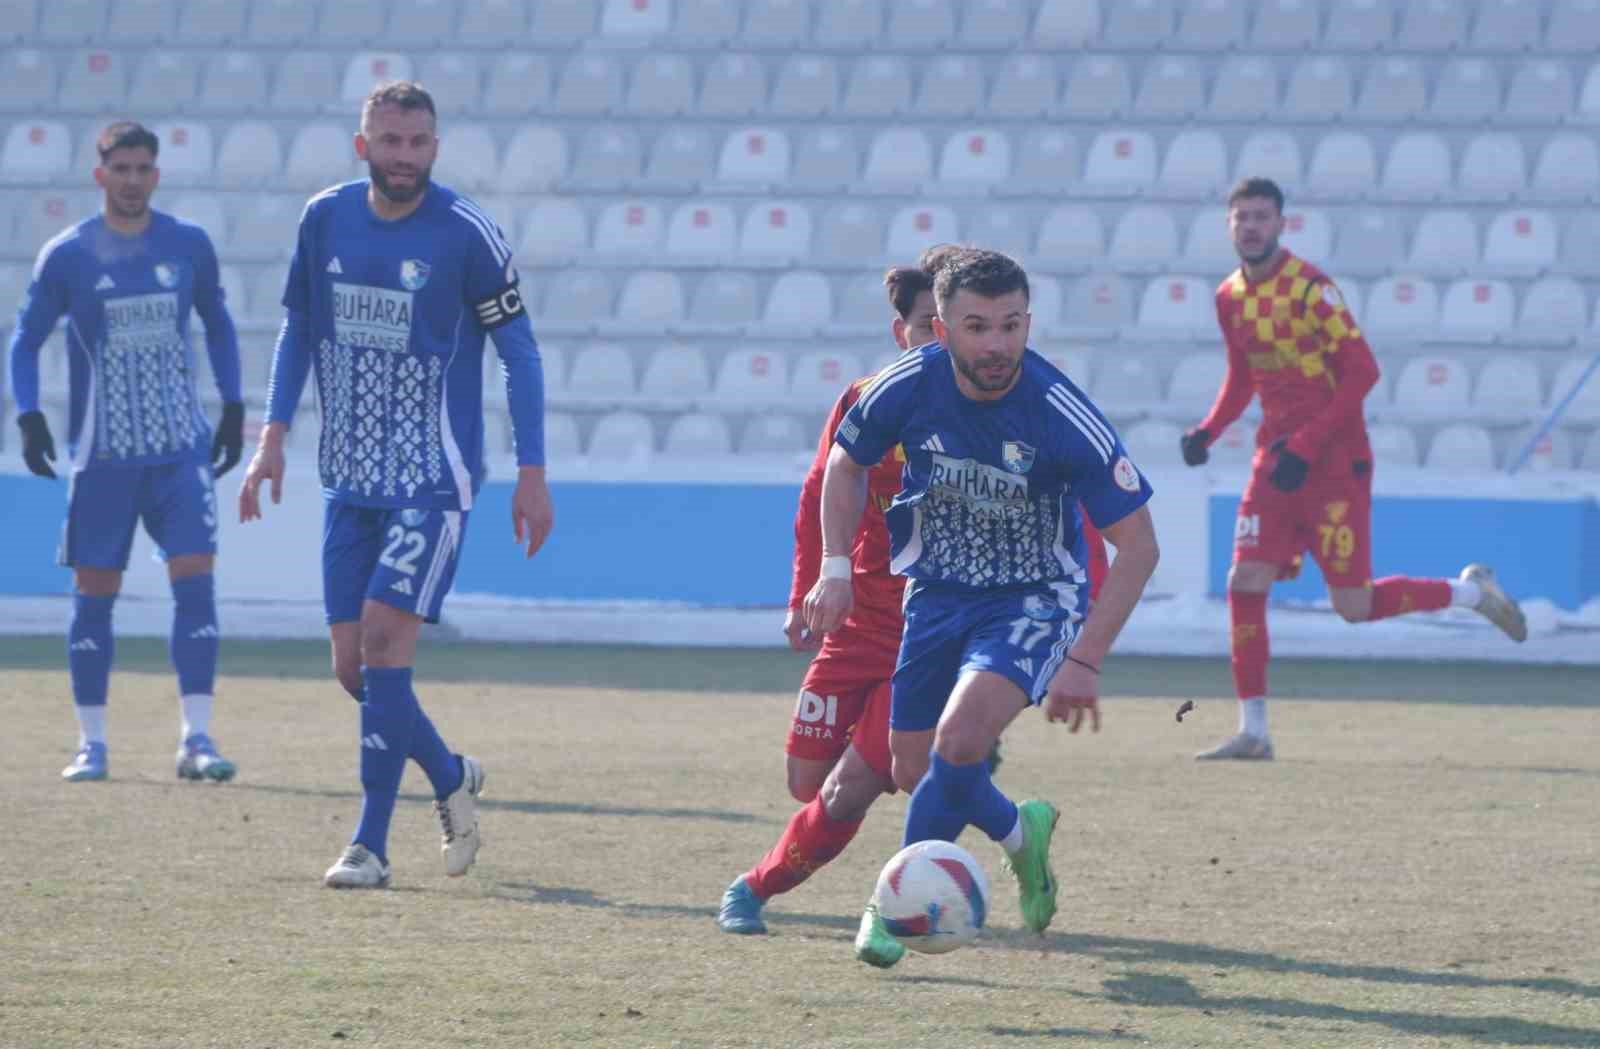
1195 732 1275 761
324 844 392 889
1460 564 1527 643
434 756 486 877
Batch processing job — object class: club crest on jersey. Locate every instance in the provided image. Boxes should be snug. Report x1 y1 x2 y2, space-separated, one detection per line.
1023 594 1055 619
400 508 429 527
1001 440 1036 474
399 259 431 291
153 262 179 289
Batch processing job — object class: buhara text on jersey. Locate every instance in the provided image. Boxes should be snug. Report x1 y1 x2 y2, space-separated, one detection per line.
98 290 200 460
905 454 1068 588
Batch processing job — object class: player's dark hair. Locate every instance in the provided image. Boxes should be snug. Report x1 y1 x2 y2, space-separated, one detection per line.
96 121 159 163
933 249 1030 313
883 266 935 320
362 80 437 128
916 243 963 278
1228 176 1284 214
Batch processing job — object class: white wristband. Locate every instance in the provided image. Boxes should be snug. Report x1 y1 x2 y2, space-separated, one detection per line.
821 555 852 580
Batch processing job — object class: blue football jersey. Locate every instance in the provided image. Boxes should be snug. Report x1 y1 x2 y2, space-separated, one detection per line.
837 345 1153 591
268 180 541 511
7 210 240 472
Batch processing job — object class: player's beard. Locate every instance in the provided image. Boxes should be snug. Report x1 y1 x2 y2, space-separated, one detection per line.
953 350 1022 394
106 190 150 223
1239 236 1279 267
368 161 432 205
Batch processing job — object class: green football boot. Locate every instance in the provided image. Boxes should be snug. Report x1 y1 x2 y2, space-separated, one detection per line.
853 902 906 969
1002 799 1060 934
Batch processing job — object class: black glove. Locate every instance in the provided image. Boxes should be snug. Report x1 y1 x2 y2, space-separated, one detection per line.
1268 439 1309 492
17 410 57 479
1179 427 1210 467
211 401 245 478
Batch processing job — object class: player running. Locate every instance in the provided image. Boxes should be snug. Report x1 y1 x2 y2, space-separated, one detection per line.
1181 178 1526 762
7 121 245 783
806 250 1159 966
238 82 553 888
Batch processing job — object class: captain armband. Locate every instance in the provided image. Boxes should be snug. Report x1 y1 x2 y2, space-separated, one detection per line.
473 282 526 330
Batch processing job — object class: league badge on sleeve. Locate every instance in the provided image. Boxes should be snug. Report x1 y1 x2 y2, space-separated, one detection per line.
1001 440 1036 474
1113 456 1141 492
400 259 431 291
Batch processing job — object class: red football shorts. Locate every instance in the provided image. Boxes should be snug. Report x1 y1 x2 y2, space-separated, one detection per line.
1233 455 1374 588
786 636 896 782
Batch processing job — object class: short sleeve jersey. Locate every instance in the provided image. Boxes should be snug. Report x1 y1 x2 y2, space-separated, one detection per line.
283 180 523 511
836 346 1152 592
16 212 225 470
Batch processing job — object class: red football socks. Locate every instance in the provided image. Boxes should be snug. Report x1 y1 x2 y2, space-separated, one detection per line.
1368 576 1452 621
744 795 863 900
1229 590 1269 701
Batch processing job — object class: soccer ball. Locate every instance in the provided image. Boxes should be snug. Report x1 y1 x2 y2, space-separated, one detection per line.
871 840 990 955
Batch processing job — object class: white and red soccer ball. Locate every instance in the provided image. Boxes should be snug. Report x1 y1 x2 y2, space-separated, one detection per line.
871 840 990 954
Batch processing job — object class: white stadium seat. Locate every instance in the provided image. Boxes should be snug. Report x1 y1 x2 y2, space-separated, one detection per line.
416 53 484 116
1137 276 1213 340
938 129 1011 185
1483 210 1558 276
1548 0 1600 54
272 52 338 113
1358 58 1427 121
763 271 833 333
817 204 885 262
841 56 912 116
1559 211 1600 277
959 0 1029 49
1458 134 1527 200
532 0 596 43
1064 273 1136 336
317 0 385 42
539 272 614 335
1285 57 1353 121
517 199 588 263
1083 130 1157 193
1439 280 1514 342
593 201 665 257
108 0 173 41
1518 278 1591 344
1062 57 1132 119
816 0 885 47
791 352 866 408
1430 60 1502 124
917 55 984 117
666 203 737 258
554 53 623 115
588 411 654 461
544 413 581 462
864 128 933 185
966 205 1032 261
1208 421 1257 466
686 271 759 333
713 349 788 408
791 127 858 189
1165 352 1226 414
1510 427 1574 474
1106 0 1174 48
1027 275 1064 338
640 345 712 406
196 52 267 114
1134 56 1206 118
1474 0 1540 50
718 129 791 184
1426 425 1495 472
170 194 228 248
1382 133 1452 201
2 122 71 181
664 412 733 458
602 0 671 36
1183 210 1234 271
742 0 810 47
1577 62 1600 121
645 128 716 187
1010 129 1080 193
1109 206 1180 272
1123 420 1183 466
1549 357 1600 424
336 54 409 107
1368 424 1420 468
1393 356 1472 418
1505 60 1575 122
1035 347 1094 392
285 125 355 188
989 55 1057 117
1280 209 1333 267
611 271 686 331
1033 0 1100 45
1175 0 1246 49
1531 135 1600 200
1307 132 1377 197
1235 131 1301 190
1473 355 1545 425
176 0 244 43
1210 56 1276 121
1036 206 1106 265
387 0 458 47
57 50 125 113
230 195 299 261
627 54 694 116
1334 210 1406 278
1366 278 1441 338
247 266 288 324
565 343 636 403
741 414 807 456
499 125 568 193
739 201 813 261
771 55 839 116
1584 431 1600 472
129 51 198 111
1093 356 1165 418
885 205 959 261
431 125 498 193
484 55 552 116
0 49 56 114
698 54 767 117
1409 211 1480 277
1157 129 1227 196
246 0 314 43
1253 0 1318 48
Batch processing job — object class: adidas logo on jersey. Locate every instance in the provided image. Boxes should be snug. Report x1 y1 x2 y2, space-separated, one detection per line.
1013 657 1035 677
69 638 100 652
188 625 219 640
94 275 115 290
921 435 947 453
361 733 389 751
326 257 343 274
390 578 414 596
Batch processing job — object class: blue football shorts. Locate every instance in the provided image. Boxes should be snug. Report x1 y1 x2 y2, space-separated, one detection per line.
321 499 469 625
890 581 1087 733
60 461 219 570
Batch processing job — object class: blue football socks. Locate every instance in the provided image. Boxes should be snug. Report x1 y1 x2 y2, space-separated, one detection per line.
353 666 421 863
68 592 116 715
170 574 219 697
903 752 1019 847
410 708 464 800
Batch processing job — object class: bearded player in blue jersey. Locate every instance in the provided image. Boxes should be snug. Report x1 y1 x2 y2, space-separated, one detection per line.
238 83 553 889
7 121 245 784
804 249 1160 965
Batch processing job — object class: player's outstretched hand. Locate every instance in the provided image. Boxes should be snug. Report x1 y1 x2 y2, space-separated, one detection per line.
211 401 245 478
783 608 822 651
1267 439 1309 492
17 411 57 479
803 576 853 638
512 465 554 559
1044 658 1101 733
238 425 286 523
1179 427 1210 467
